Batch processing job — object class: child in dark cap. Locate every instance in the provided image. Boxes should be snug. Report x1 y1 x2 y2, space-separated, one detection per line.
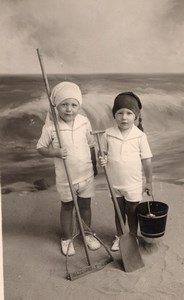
99 92 153 251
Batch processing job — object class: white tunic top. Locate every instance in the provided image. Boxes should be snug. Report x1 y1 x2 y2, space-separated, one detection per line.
101 125 152 199
37 114 94 187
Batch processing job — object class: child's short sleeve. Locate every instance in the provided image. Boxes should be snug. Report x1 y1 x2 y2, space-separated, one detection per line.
36 124 53 149
140 134 152 159
86 119 95 148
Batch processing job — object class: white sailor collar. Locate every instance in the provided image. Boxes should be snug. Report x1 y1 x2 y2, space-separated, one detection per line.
106 124 144 141
58 114 88 130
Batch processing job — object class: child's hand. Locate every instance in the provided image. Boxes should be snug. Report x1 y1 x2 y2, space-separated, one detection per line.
144 182 152 196
98 155 107 167
60 147 67 159
53 147 68 159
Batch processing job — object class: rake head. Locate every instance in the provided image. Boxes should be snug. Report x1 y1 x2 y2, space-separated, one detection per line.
66 257 113 280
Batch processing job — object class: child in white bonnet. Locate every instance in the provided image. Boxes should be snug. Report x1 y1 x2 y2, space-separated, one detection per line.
37 81 100 256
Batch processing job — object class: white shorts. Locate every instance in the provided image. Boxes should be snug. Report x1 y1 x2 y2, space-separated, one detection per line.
114 185 143 202
57 176 95 202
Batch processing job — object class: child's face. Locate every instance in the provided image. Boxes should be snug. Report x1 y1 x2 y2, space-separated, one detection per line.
115 108 135 131
57 98 80 123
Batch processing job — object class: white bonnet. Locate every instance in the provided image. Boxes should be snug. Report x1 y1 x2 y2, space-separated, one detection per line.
51 81 82 107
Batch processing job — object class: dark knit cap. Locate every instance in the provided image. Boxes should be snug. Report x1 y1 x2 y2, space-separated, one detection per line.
112 92 142 118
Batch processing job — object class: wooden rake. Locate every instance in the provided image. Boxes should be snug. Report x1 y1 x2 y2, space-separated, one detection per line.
36 49 113 280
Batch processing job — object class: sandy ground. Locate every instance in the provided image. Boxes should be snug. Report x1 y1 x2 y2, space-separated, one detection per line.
1 177 184 300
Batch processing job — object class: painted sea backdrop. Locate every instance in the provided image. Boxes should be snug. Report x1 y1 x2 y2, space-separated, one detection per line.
1 73 184 190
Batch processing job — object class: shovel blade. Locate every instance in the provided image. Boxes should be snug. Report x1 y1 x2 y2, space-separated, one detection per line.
119 233 144 272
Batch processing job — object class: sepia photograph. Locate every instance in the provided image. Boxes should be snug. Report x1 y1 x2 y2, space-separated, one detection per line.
1 0 184 299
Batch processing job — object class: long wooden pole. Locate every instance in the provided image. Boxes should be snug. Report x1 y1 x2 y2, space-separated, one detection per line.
93 131 126 234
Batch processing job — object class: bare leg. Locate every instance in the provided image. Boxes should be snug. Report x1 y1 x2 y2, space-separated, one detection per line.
77 196 101 250
126 201 139 236
60 201 74 240
114 197 126 236
77 197 91 228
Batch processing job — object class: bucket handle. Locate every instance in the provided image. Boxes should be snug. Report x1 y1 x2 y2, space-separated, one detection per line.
146 192 155 218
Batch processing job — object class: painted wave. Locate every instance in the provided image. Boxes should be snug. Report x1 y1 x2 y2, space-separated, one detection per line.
1 75 184 186
0 88 184 143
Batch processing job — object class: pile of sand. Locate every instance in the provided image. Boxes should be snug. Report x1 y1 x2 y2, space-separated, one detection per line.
2 180 184 299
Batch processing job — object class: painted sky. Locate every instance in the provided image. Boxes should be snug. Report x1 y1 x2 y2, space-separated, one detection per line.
0 0 184 74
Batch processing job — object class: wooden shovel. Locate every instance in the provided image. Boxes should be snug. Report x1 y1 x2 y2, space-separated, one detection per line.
92 130 144 272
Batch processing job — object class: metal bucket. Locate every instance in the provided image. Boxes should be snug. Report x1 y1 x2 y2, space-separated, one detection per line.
137 200 169 238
